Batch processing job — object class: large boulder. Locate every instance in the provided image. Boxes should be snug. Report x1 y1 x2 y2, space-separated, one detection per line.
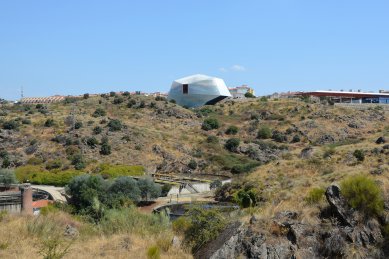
325 185 356 226
376 136 386 144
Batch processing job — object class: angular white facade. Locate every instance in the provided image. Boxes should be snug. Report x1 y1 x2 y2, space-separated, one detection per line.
168 74 232 108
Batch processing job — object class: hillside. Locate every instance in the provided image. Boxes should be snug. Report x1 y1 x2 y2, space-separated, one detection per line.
1 94 389 258
1 94 387 180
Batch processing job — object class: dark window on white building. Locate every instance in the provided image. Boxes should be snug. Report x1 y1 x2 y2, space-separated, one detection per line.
183 84 188 94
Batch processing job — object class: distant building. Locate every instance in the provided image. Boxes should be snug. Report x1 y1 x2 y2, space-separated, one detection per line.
20 95 66 104
297 90 389 104
168 74 232 108
229 85 255 98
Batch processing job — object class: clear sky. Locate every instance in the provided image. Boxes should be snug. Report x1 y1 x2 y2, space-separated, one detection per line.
1 1 389 100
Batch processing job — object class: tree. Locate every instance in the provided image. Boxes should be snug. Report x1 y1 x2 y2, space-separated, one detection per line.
224 138 240 152
244 92 255 98
0 169 18 189
109 91 116 97
201 118 219 131
66 174 108 211
83 93 90 99
108 176 141 205
137 177 161 201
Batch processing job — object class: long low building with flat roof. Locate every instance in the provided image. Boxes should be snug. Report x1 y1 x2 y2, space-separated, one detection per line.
297 90 389 104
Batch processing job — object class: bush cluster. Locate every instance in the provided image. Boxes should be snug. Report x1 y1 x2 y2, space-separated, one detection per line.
340 175 384 217
225 125 238 135
224 138 240 152
92 108 106 117
201 118 219 131
257 125 272 139
305 187 325 204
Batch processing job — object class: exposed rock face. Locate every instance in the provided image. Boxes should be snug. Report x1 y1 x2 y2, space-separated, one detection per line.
202 185 386 259
325 184 356 226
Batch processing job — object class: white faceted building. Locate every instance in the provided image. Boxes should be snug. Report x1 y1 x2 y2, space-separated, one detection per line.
168 74 232 108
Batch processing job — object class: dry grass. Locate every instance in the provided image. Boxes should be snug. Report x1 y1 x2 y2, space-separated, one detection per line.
0 212 192 259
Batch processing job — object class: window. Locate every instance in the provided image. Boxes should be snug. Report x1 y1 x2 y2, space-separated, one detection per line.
183 84 188 94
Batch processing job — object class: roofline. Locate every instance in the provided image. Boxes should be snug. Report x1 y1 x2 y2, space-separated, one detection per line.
296 90 389 98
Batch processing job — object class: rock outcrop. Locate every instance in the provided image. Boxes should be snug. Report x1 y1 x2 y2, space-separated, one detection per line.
201 185 386 259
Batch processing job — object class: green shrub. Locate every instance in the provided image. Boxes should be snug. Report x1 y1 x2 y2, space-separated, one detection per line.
100 142 111 155
74 121 83 129
233 189 257 208
260 96 268 102
305 187 325 204
272 130 287 143
340 175 384 216
127 99 137 108
172 216 192 235
93 126 103 135
109 91 116 97
108 119 122 131
353 149 365 161
3 120 19 130
44 119 55 127
291 135 301 143
224 138 240 152
206 135 219 144
86 137 99 148
202 118 219 131
15 166 82 186
92 108 106 117
98 164 145 178
146 246 160 259
257 125 272 139
113 96 124 104
184 207 226 252
210 180 222 190
45 159 62 170
225 125 238 135
83 93 89 99
188 159 197 170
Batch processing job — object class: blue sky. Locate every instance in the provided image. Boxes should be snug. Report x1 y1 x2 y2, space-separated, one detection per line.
1 1 389 100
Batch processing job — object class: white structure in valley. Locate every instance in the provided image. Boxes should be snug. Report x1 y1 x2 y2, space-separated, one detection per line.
168 74 232 108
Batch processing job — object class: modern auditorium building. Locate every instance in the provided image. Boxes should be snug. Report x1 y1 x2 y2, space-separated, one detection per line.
168 74 232 108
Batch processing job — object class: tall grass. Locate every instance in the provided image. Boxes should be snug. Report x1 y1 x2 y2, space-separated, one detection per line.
98 207 170 236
